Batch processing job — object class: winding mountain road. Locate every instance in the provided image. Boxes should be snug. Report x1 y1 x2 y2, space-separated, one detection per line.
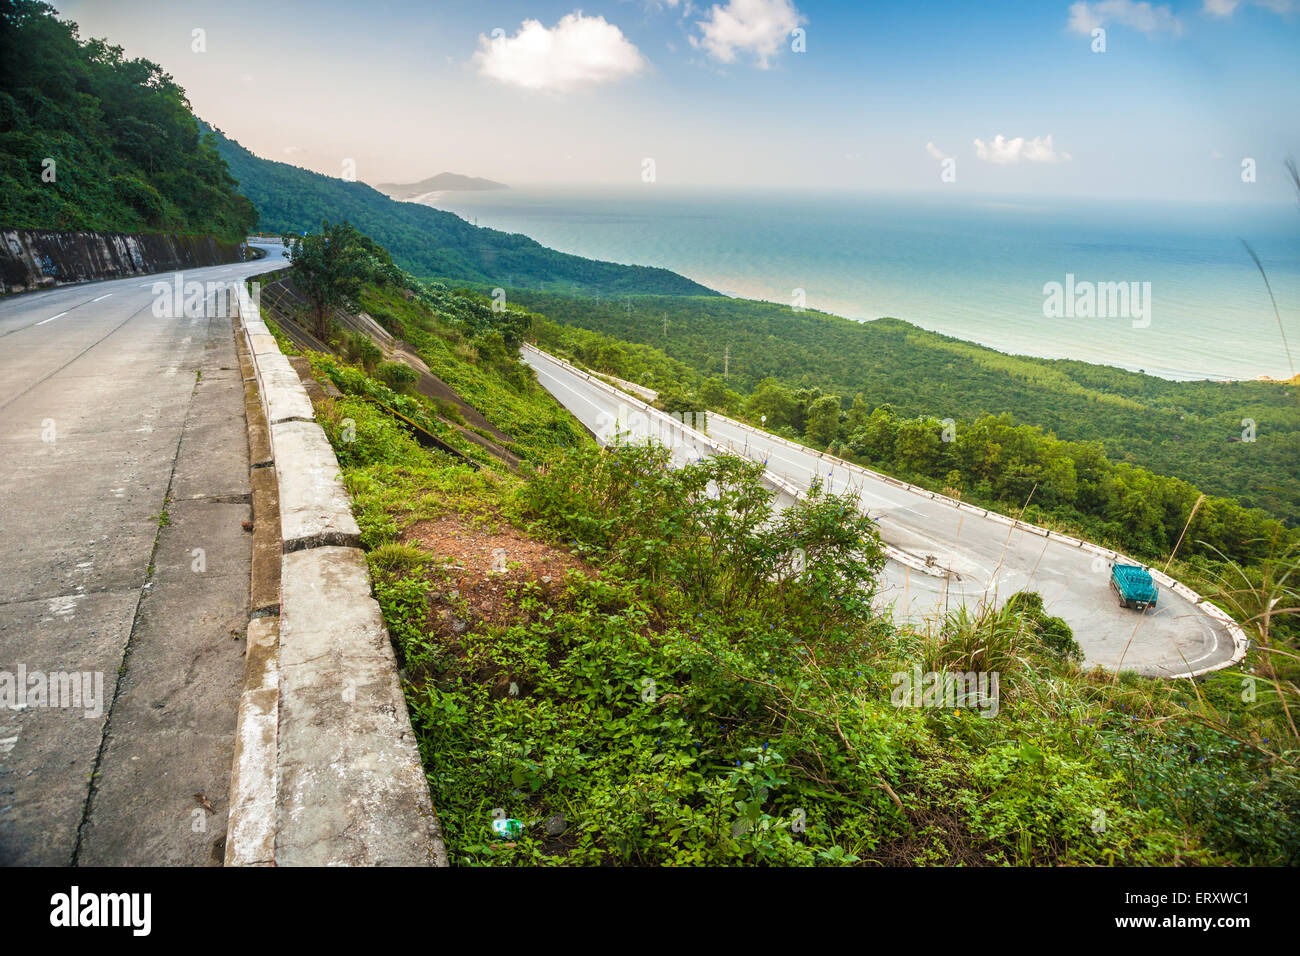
521 344 1246 678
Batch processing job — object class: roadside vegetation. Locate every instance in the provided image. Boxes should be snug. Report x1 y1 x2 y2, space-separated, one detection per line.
276 226 1300 866
329 379 1300 866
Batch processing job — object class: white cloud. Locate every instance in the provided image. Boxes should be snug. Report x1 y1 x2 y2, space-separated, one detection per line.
1067 0 1183 35
474 12 648 92
925 142 953 161
1203 0 1241 14
1204 0 1294 15
973 134 1071 165
692 0 805 68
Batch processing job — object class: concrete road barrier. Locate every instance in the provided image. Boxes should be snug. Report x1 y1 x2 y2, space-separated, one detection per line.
270 419 361 551
277 546 445 866
225 284 446 866
254 353 315 425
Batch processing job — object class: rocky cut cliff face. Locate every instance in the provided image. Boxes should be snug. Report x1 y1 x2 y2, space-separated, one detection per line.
0 229 248 294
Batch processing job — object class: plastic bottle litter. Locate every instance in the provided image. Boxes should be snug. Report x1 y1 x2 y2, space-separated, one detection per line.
491 818 524 839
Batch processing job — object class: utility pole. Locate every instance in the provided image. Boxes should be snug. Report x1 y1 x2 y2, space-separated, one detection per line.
663 313 667 336
724 344 729 378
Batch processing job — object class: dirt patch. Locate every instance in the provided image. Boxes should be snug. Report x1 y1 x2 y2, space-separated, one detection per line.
406 514 588 582
404 513 594 642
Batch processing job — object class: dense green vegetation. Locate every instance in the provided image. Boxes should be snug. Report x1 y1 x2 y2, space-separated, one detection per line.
258 240 588 466
207 125 714 296
0 1 256 238
313 346 1299 866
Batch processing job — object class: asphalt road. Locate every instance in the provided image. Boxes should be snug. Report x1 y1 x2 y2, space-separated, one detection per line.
521 345 1240 678
0 243 286 865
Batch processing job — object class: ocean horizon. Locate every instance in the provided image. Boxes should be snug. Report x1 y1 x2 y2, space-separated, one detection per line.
425 186 1300 382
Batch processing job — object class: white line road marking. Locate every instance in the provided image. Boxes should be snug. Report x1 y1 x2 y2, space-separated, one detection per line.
91 293 112 302
36 312 68 326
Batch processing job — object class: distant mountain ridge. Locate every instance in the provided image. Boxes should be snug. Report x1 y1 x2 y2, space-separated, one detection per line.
376 173 507 199
205 125 714 296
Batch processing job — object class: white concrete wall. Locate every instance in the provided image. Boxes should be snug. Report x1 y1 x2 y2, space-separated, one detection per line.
225 284 446 866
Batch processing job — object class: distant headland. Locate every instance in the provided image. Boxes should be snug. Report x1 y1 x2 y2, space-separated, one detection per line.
374 173 508 200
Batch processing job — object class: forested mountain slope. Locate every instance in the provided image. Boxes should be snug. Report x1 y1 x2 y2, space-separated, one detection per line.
0 1 256 239
207 126 715 297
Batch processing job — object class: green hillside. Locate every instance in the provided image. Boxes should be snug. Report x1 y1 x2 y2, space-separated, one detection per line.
207 125 715 297
0 1 256 239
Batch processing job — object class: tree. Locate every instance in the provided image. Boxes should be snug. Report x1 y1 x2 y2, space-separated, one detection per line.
846 393 872 435
805 394 842 449
746 378 801 433
849 405 898 462
895 418 942 473
285 221 374 339
699 377 733 412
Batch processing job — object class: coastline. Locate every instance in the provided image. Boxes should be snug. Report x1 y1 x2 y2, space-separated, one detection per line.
426 188 1300 385
683 288 1287 386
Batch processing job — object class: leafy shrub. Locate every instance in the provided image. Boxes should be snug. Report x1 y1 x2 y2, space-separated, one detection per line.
1101 720 1300 865
344 331 383 371
1006 591 1084 662
375 360 418 394
322 397 422 468
111 174 166 224
518 442 884 629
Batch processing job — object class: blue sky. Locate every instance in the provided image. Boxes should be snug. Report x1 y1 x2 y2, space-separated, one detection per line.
55 0 1300 200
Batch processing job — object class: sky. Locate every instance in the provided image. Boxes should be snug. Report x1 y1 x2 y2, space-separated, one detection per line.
52 0 1300 201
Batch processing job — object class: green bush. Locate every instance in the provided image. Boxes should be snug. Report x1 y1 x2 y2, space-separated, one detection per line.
1006 591 1084 662
344 331 383 371
375 360 418 394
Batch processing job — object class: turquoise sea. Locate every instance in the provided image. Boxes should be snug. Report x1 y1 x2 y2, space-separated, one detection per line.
427 187 1300 381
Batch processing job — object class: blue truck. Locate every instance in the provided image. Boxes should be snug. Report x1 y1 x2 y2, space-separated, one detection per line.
1110 562 1158 611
